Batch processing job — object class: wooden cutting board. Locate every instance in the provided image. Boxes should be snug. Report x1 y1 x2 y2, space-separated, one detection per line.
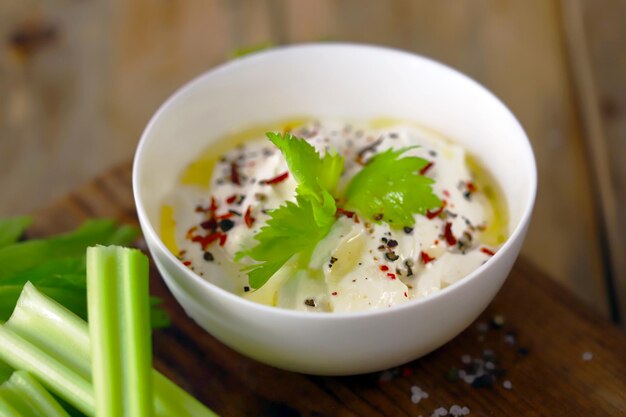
29 161 626 417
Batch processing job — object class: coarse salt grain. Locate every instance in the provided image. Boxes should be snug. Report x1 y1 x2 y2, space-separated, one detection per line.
431 406 470 417
410 385 429 404
582 351 593 361
449 405 463 415
431 407 448 417
503 380 513 390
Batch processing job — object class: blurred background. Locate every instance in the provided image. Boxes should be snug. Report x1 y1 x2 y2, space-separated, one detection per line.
0 0 624 324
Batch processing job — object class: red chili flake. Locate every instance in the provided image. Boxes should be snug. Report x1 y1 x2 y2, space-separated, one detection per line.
336 208 355 219
332 291 338 296
467 182 477 192
261 171 289 185
379 265 389 272
403 292 408 298
219 233 228 246
230 162 241 185
443 189 451 198
426 200 447 219
226 194 238 204
244 206 255 228
420 251 435 264
216 212 234 220
387 273 396 280
182 260 192 267
210 196 218 212
481 247 496 256
186 226 198 240
191 232 222 250
420 161 434 175
402 366 412 377
444 222 457 246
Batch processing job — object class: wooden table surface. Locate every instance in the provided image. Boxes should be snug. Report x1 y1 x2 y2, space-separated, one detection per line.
28 162 626 417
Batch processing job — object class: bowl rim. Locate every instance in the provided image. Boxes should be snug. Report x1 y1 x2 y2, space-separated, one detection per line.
133 42 537 321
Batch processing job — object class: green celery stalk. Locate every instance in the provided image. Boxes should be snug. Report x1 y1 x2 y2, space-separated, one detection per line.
0 285 86 325
0 370 71 417
87 246 153 417
0 326 93 414
0 217 32 249
0 283 218 417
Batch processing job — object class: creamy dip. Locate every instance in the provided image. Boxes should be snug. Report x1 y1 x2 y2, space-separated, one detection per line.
161 120 507 312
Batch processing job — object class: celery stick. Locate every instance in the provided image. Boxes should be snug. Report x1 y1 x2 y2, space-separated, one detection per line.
0 395 22 415
0 370 71 417
2 283 218 417
87 246 153 417
0 326 93 414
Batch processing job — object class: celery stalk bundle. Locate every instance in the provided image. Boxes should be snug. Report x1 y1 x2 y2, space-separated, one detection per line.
0 255 218 417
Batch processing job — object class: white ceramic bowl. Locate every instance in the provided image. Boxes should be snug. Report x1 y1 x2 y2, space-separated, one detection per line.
133 43 536 375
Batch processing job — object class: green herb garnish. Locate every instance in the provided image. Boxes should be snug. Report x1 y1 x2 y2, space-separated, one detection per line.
267 132 344 199
237 132 441 289
344 147 441 227
0 216 31 249
236 132 339 289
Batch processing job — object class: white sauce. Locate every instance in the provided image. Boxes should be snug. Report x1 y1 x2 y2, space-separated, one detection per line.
164 120 501 312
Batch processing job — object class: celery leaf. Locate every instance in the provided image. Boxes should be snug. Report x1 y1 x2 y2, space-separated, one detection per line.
267 132 344 198
0 216 32 249
237 193 336 289
344 147 441 228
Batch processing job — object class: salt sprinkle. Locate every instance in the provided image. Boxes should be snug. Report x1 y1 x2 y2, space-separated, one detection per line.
503 380 513 390
582 351 593 361
431 407 448 417
410 385 429 404
431 405 470 417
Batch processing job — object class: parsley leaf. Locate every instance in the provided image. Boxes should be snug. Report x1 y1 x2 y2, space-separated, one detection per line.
266 132 344 198
236 132 340 288
236 193 335 289
344 147 441 228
